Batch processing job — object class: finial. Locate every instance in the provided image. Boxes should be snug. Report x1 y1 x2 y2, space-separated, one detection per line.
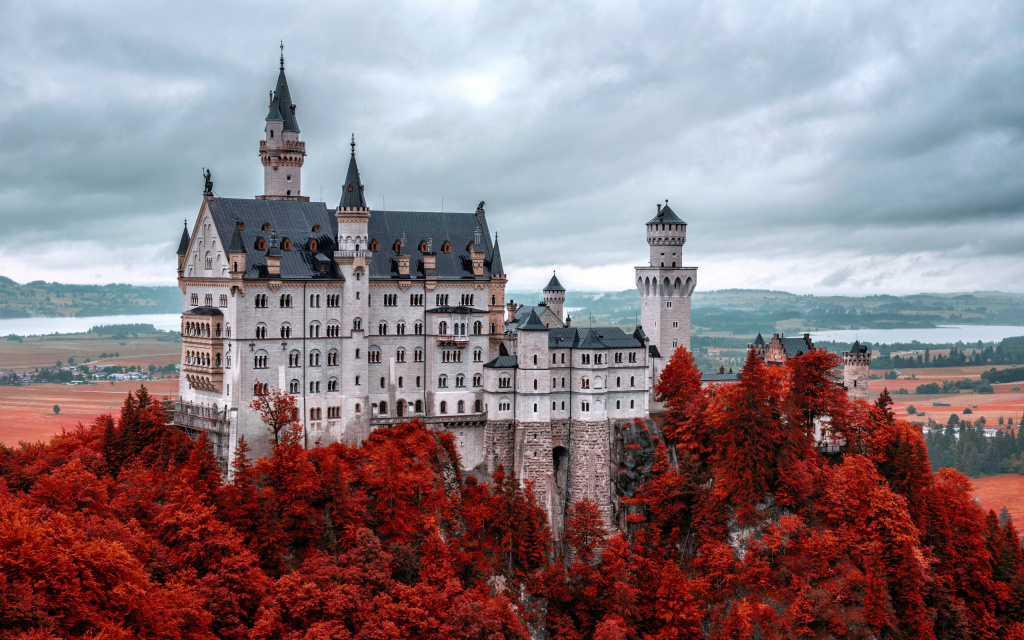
350 134 356 156
279 41 284 70
184 219 188 228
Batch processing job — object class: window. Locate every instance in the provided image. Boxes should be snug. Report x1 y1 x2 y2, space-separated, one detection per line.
190 293 199 306
533 403 538 412
398 376 403 388
414 322 423 335
380 377 386 389
328 407 340 419
309 351 320 366
456 374 465 387
441 241 451 253
253 382 268 396
255 324 267 339
353 318 363 331
561 353 566 364
491 323 496 334
414 348 423 362
581 354 590 364
262 222 271 231
629 352 637 363
370 239 379 252
533 355 537 365
440 401 448 414
289 351 300 367
474 348 482 362
383 294 398 306
553 402 557 410
328 378 339 392
475 399 482 412
439 321 448 335
309 322 320 337
310 294 321 308
368 349 381 363
255 237 266 251
416 375 421 387
204 293 213 306
328 350 339 366
499 400 511 411
419 241 428 252
254 353 269 369
415 400 423 413
327 323 340 337
280 294 292 307
327 294 340 307
355 403 361 412
473 374 482 387
616 376 621 387
377 322 387 335
280 323 292 339
396 322 405 335
491 295 496 305
308 239 318 252
457 400 465 413
309 381 320 393
616 400 621 409
219 294 228 307
435 294 449 306
630 376 635 387
562 377 566 388
313 224 321 233
667 301 673 308
205 254 212 270
379 401 388 415
672 321 679 328
410 294 423 306
460 294 475 306
499 376 511 389
561 401 565 410
533 379 538 390
254 294 268 308
581 377 590 389
630 399 635 409
438 375 448 388
582 401 590 412
615 352 622 363
355 375 361 386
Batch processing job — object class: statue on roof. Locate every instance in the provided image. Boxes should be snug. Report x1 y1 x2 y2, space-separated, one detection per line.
202 168 213 196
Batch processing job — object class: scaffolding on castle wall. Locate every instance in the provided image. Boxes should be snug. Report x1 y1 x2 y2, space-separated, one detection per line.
172 399 230 471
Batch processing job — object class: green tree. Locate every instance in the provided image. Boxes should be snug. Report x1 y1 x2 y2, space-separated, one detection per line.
53 404 60 414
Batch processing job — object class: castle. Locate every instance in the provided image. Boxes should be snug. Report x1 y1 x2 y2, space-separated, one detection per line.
172 52 695 531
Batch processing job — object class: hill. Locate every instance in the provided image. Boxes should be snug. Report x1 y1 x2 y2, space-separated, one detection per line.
0 277 180 318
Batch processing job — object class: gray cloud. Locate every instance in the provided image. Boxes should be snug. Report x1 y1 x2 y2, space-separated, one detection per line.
1 0 1022 293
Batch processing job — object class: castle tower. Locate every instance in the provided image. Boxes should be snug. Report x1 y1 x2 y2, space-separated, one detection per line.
843 341 871 401
542 272 566 325
258 45 307 201
334 136 372 440
635 202 697 381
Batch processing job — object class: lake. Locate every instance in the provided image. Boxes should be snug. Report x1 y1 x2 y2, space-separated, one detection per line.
810 325 1024 346
0 313 182 337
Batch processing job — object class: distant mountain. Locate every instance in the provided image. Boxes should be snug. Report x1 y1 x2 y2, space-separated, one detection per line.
0 278 180 318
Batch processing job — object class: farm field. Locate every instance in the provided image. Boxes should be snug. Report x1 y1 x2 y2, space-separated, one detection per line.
0 379 178 447
972 475 1024 528
0 333 180 370
869 368 1024 426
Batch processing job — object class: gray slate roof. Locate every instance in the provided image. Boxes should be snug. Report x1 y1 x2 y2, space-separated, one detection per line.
519 309 548 331
701 372 739 383
547 327 644 350
339 149 367 209
490 235 504 275
483 355 518 369
779 336 814 359
368 210 496 280
204 197 500 282
753 333 765 346
184 306 223 317
848 340 869 354
646 203 686 225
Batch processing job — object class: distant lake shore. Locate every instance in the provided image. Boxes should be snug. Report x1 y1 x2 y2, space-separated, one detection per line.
810 325 1024 346
0 314 182 337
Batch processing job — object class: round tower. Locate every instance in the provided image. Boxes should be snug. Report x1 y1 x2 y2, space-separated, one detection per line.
542 272 566 325
635 201 697 382
843 341 871 402
259 45 307 200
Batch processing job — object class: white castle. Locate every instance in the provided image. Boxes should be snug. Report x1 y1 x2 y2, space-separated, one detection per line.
173 53 695 530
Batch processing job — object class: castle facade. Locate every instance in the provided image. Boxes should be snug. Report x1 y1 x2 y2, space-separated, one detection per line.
173 54 695 531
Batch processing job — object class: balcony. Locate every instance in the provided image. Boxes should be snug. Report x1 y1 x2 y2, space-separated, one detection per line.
172 400 230 469
436 335 469 347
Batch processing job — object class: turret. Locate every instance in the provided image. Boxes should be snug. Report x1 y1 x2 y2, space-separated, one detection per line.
843 341 871 401
176 220 190 278
227 221 246 280
258 44 307 201
543 272 565 325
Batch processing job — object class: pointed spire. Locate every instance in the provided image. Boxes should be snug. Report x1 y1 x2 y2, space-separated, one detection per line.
339 135 367 210
544 271 565 292
176 220 190 254
266 44 299 132
228 220 245 253
490 233 504 275
519 308 548 331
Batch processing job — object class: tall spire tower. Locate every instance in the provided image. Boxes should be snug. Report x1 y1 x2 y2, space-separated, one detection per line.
636 201 697 382
258 43 308 201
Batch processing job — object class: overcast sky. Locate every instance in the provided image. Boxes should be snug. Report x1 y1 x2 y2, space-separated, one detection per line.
2 0 1023 294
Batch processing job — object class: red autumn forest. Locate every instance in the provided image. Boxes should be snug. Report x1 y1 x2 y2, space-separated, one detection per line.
2 347 1023 639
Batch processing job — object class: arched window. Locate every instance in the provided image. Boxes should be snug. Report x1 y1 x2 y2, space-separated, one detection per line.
456 374 465 387
457 400 465 413
438 375 448 388
439 321 448 335
378 322 387 335
328 378 339 392
280 323 291 339
440 401 448 414
630 376 635 387
473 374 482 386
289 379 300 393
328 350 339 366
309 350 321 366
415 400 423 413
473 321 482 335
255 323 267 339
474 399 482 412
474 348 482 362
396 322 406 335
205 252 212 270
630 399 635 409
379 401 388 415
355 403 362 413
616 400 621 409
309 322 321 337
353 318 363 331
289 350 301 367
414 321 423 335
396 348 406 363
581 377 590 389
499 375 511 389
533 355 538 365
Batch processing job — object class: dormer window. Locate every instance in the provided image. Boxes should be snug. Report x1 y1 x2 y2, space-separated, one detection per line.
262 222 271 231
419 241 428 252
312 224 321 233
442 241 451 253
281 238 291 251
308 239 318 252
255 237 266 250
237 221 245 230
393 240 402 253
370 239 379 252
269 130 274 139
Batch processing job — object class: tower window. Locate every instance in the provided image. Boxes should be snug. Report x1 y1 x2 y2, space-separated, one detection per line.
270 130 274 138
286 174 292 182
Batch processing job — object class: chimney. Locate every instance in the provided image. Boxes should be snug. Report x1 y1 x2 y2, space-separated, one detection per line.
657 203 662 215
472 226 485 277
506 300 517 323
266 231 281 277
422 241 437 278
397 233 410 277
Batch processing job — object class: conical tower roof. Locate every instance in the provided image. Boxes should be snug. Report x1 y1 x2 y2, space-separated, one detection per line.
490 234 504 275
228 223 245 253
753 333 765 346
544 272 565 292
519 308 549 331
339 135 367 209
266 46 300 132
176 222 190 254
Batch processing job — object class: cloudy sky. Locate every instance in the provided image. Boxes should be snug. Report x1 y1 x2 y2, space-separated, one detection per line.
2 0 1023 294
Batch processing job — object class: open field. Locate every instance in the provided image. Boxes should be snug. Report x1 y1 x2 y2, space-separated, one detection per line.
972 475 1024 527
0 334 180 370
0 379 179 447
